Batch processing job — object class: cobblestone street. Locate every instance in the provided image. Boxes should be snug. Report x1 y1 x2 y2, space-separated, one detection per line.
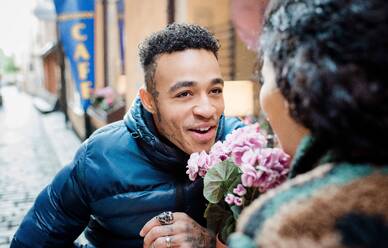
0 86 81 246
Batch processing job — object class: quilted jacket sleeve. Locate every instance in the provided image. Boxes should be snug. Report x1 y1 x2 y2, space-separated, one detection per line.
10 143 92 248
222 117 245 139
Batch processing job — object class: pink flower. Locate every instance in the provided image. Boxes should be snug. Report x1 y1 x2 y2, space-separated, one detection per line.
231 145 251 166
253 148 291 192
224 124 263 149
234 197 243 206
233 184 247 196
241 165 258 187
208 153 222 169
186 152 201 181
224 124 267 166
209 141 230 161
197 151 212 177
186 151 213 181
241 148 261 167
225 193 235 205
186 123 291 240
260 148 290 168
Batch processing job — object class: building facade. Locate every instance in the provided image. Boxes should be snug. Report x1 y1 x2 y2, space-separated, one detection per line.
48 0 260 140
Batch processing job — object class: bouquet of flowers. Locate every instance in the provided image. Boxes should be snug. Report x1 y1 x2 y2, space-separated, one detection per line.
186 124 291 243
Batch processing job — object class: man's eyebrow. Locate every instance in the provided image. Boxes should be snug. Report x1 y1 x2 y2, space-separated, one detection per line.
168 78 224 93
169 81 196 93
211 78 224 86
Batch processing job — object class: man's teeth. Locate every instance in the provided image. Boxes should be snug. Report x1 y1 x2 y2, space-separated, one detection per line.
196 127 210 132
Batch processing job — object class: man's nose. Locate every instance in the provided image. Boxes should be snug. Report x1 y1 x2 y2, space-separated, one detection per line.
193 96 216 119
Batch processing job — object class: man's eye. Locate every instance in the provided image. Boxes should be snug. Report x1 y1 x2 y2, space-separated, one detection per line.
210 88 223 94
176 91 191 98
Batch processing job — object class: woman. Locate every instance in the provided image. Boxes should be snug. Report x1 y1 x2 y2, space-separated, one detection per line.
229 0 388 247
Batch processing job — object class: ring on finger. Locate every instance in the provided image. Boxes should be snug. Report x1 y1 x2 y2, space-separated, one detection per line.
165 236 172 248
156 211 174 225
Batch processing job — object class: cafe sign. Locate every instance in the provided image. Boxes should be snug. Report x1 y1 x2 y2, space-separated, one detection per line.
54 0 95 110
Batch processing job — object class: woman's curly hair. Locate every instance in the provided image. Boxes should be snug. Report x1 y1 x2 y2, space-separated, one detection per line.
261 0 388 165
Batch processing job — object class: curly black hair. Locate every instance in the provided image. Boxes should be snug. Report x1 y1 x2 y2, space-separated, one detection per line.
139 23 220 94
261 0 388 168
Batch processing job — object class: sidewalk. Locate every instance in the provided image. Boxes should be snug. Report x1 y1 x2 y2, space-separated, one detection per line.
0 86 84 246
41 111 81 167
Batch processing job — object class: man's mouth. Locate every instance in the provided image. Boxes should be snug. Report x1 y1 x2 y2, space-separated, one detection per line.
188 125 216 143
192 126 212 133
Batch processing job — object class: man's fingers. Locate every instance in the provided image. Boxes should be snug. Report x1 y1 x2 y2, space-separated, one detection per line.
140 215 160 237
152 234 187 248
170 212 189 221
142 213 210 248
140 212 188 237
143 224 175 248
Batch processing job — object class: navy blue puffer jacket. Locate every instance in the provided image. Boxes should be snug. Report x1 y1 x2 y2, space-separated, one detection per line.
11 97 243 248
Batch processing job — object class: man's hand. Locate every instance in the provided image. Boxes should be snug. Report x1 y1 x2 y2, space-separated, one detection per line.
140 212 215 248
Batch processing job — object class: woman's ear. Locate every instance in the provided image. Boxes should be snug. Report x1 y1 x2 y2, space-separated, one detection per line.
139 88 156 113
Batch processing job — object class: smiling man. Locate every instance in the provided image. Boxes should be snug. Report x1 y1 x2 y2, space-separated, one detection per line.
140 48 225 154
11 23 243 248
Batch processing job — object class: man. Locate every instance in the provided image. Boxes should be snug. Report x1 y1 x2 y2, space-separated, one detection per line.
11 23 243 247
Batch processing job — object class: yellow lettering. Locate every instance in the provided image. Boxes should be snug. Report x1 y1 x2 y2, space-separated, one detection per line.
77 62 90 80
74 43 90 60
71 23 93 98
80 81 91 99
71 23 87 42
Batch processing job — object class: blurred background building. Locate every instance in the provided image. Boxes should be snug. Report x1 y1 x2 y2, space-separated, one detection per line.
20 0 262 140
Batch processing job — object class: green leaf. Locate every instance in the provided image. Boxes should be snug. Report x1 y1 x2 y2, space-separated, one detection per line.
220 215 236 243
226 175 242 195
203 160 241 203
230 205 242 220
204 203 230 233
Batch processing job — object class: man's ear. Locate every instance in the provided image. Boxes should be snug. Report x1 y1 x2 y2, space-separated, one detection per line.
139 88 156 113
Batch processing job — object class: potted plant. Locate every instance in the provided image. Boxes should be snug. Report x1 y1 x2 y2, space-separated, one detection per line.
88 87 125 129
186 124 291 246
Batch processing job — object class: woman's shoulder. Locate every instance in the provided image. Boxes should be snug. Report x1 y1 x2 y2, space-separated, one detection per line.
230 163 388 248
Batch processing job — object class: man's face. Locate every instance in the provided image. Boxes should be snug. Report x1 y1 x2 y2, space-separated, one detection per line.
150 49 224 154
